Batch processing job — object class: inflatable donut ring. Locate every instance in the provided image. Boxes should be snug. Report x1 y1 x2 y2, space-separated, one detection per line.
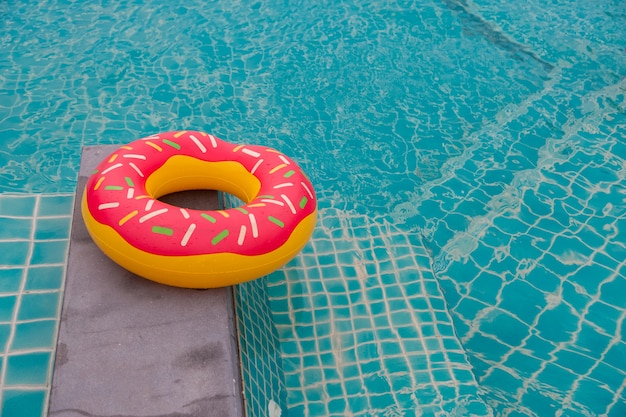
82 130 317 288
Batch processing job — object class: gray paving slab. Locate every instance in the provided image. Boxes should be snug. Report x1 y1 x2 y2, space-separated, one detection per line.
49 146 244 417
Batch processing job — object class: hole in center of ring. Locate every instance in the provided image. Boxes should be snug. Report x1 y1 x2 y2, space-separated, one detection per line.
157 189 221 211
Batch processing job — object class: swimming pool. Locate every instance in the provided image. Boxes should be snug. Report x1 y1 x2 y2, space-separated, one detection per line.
1 0 625 415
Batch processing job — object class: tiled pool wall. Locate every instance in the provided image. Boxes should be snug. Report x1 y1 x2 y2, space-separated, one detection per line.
0 194 74 417
236 206 492 416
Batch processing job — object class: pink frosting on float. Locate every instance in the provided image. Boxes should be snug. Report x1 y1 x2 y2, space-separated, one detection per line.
84 130 317 256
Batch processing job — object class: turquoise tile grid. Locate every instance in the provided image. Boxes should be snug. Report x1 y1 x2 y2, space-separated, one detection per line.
0 194 74 417
260 207 491 416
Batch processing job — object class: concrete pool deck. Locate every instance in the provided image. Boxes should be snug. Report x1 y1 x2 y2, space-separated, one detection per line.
48 146 244 417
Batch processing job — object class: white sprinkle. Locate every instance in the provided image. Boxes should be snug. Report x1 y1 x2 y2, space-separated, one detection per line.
261 199 285 206
251 159 264 174
126 188 135 199
282 194 296 214
237 225 247 246
273 182 293 189
249 213 258 238
301 182 314 199
101 163 123 175
189 135 207 153
129 162 144 177
142 136 160 140
181 223 196 246
180 208 190 219
123 154 147 160
139 208 168 223
145 200 155 211
98 202 120 210
208 134 218 148
278 155 290 165
242 148 261 158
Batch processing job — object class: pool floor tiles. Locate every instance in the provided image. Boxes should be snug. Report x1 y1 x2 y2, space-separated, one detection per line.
0 193 74 417
236 207 492 416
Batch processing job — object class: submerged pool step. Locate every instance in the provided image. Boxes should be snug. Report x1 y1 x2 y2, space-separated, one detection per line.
48 146 244 417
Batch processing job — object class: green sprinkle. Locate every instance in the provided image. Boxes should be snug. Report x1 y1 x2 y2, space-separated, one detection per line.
299 196 308 209
257 195 274 199
211 230 229 245
235 207 249 215
125 177 135 187
283 170 296 178
201 213 217 223
268 216 285 228
162 139 181 150
91 169 99 175
152 226 174 236
104 185 124 191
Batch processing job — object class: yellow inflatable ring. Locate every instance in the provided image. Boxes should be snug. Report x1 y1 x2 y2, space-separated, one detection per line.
82 130 317 288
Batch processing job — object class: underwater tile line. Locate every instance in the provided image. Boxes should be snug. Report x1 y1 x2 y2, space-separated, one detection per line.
0 194 74 416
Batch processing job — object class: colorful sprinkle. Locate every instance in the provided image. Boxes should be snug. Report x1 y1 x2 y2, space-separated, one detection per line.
101 163 123 175
233 145 244 152
278 155 291 165
135 195 151 199
299 196 308 209
208 134 218 148
242 148 261 158
265 149 281 153
251 159 264 174
257 195 274 199
268 216 285 228
126 188 135 199
146 141 163 152
235 207 249 215
249 213 258 238
283 170 295 178
301 181 314 199
211 230 229 245
217 211 230 218
139 208 168 223
152 226 174 236
247 203 266 208
180 208 190 219
121 146 133 150
181 223 196 246
269 164 287 174
173 130 187 138
189 134 207 153
261 199 284 206
98 202 120 210
273 182 293 189
105 185 123 191
201 213 217 223
123 154 147 160
124 177 135 187
237 225 247 246
162 139 181 150
119 210 139 226
145 200 155 211
108 154 118 163
94 177 105 191
282 194 296 214
91 169 99 175
129 162 144 177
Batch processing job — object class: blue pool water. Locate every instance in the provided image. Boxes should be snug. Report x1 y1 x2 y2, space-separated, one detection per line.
1 0 625 416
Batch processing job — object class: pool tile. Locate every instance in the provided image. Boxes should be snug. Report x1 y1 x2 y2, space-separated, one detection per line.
37 194 74 216
0 323 11 351
1 389 47 417
0 296 18 322
24 266 65 291
29 240 69 265
4 352 52 385
0 269 24 292
34 216 71 240
0 195 36 217
17 292 60 321
0 242 31 266
0 217 33 240
10 320 57 351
